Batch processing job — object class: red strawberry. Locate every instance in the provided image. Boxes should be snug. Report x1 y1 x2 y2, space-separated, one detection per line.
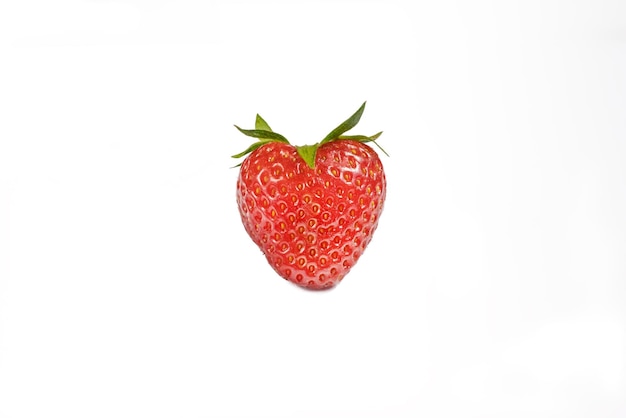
232 102 387 290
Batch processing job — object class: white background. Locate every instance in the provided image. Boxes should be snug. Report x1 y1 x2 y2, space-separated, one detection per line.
1 1 625 417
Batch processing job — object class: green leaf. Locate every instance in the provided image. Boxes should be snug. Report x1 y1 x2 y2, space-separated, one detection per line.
231 140 274 159
232 119 290 162
234 125 289 143
339 131 389 157
321 101 367 144
368 139 389 157
295 143 319 169
255 114 273 131
231 102 387 169
338 131 383 142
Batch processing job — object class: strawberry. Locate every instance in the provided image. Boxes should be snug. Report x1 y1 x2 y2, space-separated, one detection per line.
232 102 387 290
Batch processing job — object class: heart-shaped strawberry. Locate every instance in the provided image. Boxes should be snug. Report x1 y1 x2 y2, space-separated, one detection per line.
232 103 387 290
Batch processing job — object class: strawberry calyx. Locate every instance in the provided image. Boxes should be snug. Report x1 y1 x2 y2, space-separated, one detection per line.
232 102 387 169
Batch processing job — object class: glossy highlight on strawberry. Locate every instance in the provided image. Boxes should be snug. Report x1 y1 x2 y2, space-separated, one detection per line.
232 103 387 290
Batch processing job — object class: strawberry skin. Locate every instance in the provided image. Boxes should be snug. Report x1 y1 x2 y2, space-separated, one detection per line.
236 140 386 289
232 102 387 290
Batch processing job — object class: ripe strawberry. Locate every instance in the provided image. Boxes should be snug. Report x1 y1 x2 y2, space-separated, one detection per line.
232 102 387 290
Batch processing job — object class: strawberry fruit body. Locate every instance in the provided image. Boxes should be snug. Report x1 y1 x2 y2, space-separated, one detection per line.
233 103 387 290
